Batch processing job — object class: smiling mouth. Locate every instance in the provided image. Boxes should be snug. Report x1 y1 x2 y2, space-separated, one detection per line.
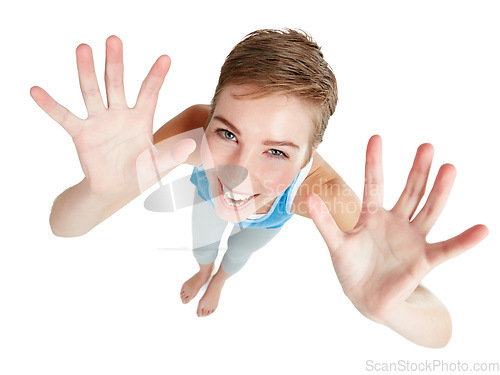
217 178 258 209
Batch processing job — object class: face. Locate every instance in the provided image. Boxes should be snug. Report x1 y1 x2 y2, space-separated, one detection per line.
200 85 316 223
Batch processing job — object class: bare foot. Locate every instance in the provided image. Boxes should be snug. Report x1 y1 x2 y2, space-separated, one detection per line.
180 270 212 304
197 276 226 317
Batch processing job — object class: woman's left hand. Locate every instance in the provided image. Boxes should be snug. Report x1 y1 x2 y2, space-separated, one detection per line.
306 135 488 322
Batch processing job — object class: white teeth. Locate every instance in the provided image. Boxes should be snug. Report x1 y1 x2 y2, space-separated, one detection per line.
221 182 253 206
225 191 251 201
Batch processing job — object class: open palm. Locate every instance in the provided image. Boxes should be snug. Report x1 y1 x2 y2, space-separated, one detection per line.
31 36 194 197
307 135 488 321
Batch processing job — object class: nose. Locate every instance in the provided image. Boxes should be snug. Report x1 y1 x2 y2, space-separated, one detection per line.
213 145 258 191
217 164 248 189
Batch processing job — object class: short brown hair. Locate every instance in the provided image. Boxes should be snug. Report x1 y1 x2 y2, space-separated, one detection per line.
206 28 338 152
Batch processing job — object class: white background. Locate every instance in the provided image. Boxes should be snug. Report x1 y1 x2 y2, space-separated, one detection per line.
1 0 499 374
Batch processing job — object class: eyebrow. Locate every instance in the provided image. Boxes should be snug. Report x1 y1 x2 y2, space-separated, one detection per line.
213 115 300 150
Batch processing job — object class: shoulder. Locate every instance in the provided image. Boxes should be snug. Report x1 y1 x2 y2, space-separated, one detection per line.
291 151 361 232
306 152 341 183
153 104 210 167
290 152 339 217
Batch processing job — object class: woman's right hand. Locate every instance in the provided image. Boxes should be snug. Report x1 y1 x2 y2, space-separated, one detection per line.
31 36 195 198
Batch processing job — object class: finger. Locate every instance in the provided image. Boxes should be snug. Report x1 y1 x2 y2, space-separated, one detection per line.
134 55 171 117
362 135 384 214
412 164 456 235
30 86 81 137
76 43 106 115
306 193 345 252
135 138 197 194
391 143 434 220
426 224 489 267
105 35 127 109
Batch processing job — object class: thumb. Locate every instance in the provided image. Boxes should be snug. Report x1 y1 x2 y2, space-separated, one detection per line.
135 138 196 194
155 138 197 172
306 193 344 252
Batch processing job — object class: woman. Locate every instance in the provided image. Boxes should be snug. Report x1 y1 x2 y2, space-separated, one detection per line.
30 29 488 347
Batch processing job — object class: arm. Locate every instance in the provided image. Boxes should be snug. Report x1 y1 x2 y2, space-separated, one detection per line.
380 285 452 348
295 152 450 346
305 136 488 347
32 36 207 237
295 151 450 346
49 105 206 237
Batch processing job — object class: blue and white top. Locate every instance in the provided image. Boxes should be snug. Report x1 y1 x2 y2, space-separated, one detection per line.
189 158 313 229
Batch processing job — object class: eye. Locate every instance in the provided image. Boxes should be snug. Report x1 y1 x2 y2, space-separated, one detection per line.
267 149 289 159
216 129 237 142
